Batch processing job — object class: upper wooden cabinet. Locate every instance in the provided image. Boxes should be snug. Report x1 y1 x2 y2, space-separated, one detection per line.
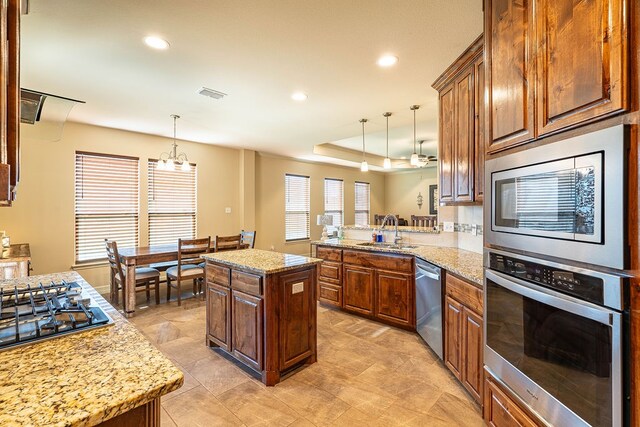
485 0 628 153
432 35 484 205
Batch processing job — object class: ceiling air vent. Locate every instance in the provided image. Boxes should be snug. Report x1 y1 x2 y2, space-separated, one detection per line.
197 87 227 100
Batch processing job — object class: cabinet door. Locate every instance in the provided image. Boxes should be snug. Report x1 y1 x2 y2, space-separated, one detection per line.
474 57 485 202
535 0 627 136
318 280 342 307
279 269 314 370
462 308 483 403
487 0 536 152
439 83 455 203
231 290 263 372
444 296 463 379
207 283 231 350
375 270 414 328
454 67 475 202
343 264 375 316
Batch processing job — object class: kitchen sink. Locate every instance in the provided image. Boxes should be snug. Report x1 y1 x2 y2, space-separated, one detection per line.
357 242 419 250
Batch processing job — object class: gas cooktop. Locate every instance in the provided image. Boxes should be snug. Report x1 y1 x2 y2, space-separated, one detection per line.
0 280 114 350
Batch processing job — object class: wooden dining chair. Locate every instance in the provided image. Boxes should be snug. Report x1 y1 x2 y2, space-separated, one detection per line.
374 214 401 226
166 237 211 306
214 234 243 252
411 215 438 228
105 240 161 305
240 230 256 249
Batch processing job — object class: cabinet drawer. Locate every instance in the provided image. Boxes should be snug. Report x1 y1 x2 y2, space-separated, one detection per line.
318 281 342 307
343 250 413 273
446 273 483 315
318 261 342 284
232 270 263 296
206 263 230 287
484 372 539 427
316 246 342 262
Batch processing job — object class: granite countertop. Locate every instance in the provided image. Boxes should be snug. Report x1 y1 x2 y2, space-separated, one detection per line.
342 225 439 234
0 243 31 261
0 271 183 427
312 239 483 286
202 248 322 275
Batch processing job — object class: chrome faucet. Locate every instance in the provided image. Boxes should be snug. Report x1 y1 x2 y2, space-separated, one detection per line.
380 214 402 244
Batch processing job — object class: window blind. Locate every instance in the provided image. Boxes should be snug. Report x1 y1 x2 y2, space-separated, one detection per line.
285 174 310 241
148 160 197 246
324 178 343 232
355 181 370 226
75 152 139 262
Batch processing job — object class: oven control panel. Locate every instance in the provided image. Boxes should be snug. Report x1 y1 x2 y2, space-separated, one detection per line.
489 253 604 305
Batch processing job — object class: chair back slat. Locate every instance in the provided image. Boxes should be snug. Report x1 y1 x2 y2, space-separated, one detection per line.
240 230 256 248
374 214 401 226
411 215 437 228
178 237 211 266
105 239 125 284
214 234 242 252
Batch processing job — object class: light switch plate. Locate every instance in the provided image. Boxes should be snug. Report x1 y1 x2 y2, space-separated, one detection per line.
292 282 304 294
471 224 478 236
444 222 454 232
225 207 231 214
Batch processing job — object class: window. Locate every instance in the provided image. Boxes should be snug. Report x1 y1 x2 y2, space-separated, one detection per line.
75 152 139 262
148 160 197 246
324 178 343 233
355 181 370 226
285 174 310 241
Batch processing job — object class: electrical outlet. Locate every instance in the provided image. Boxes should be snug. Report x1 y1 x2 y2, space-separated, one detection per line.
270 245 275 251
292 282 304 294
225 207 231 214
471 224 478 236
444 222 454 232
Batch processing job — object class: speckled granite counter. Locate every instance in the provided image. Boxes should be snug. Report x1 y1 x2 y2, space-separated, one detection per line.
0 271 183 427
201 248 322 275
342 225 439 234
311 239 483 286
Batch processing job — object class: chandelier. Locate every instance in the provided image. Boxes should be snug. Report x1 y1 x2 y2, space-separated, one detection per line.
157 114 191 172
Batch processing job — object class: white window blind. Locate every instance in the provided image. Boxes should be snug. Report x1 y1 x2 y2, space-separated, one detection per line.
75 152 139 262
285 174 310 241
148 160 197 246
355 181 370 226
324 178 343 232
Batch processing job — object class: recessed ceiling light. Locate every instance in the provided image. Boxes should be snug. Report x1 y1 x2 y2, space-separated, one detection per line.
291 92 308 101
377 55 398 67
144 36 170 50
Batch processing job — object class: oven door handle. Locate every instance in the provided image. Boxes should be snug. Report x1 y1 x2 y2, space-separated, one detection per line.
485 269 615 326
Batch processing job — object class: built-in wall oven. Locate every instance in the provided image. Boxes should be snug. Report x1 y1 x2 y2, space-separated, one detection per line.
484 248 629 427
485 125 628 270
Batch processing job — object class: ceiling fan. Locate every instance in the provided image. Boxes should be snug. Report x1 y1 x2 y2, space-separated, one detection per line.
416 140 437 167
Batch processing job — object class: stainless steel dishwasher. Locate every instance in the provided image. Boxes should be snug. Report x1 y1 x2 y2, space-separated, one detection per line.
415 258 443 359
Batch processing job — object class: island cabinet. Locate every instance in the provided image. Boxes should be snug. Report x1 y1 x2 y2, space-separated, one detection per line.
204 252 319 386
484 0 628 153
444 272 484 404
432 35 485 204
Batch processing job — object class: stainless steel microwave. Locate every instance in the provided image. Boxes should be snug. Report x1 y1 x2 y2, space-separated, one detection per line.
485 125 628 270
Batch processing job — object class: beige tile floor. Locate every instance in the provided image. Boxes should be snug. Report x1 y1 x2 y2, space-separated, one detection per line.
127 294 484 426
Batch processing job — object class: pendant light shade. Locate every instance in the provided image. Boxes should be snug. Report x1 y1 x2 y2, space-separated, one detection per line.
383 112 392 169
409 105 420 167
157 114 191 172
360 118 368 172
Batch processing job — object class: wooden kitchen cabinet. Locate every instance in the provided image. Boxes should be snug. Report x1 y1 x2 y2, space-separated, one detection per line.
316 246 343 307
375 269 414 328
484 0 628 153
444 273 484 404
231 289 263 372
343 264 375 316
207 282 231 351
484 368 541 427
432 35 484 205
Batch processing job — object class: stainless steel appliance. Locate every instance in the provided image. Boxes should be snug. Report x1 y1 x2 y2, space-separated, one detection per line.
484 248 628 427
416 258 443 359
0 280 113 350
485 125 628 270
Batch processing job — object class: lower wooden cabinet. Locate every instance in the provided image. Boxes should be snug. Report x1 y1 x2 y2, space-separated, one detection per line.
207 282 231 350
375 269 414 328
484 369 540 427
231 289 263 372
444 273 484 404
343 264 375 316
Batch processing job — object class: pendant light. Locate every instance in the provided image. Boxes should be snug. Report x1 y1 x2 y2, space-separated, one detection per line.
360 118 368 172
383 112 392 169
157 114 191 172
409 105 420 167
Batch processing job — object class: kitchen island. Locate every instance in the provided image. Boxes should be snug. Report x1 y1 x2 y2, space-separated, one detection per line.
202 249 322 386
0 271 183 426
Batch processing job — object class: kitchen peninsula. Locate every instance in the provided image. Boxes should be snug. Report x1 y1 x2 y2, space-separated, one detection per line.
0 271 183 426
202 249 322 386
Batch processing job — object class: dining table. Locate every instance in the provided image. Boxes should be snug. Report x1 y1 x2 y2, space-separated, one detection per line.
117 242 248 316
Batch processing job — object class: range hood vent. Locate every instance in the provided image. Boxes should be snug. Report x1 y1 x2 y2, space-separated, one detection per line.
20 89 85 142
